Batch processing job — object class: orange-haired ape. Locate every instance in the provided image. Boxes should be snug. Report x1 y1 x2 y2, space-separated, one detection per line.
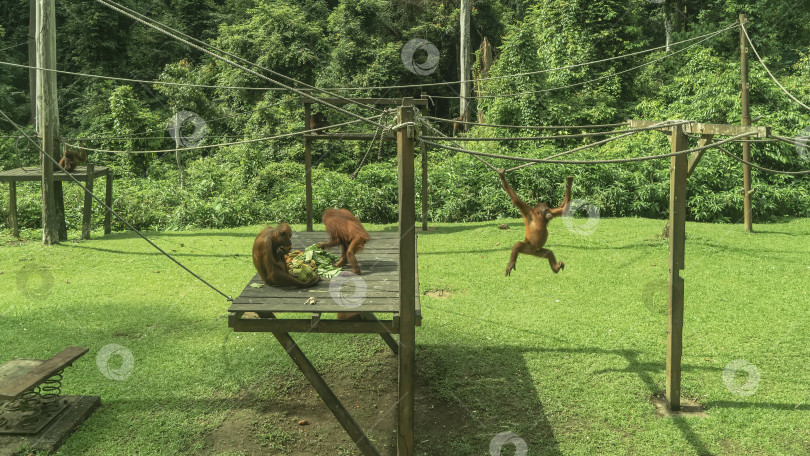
59 145 86 172
253 223 319 287
309 112 329 133
499 169 573 276
318 209 370 275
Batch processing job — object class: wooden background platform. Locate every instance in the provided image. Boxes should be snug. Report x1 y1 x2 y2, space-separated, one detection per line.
0 166 110 182
228 231 420 317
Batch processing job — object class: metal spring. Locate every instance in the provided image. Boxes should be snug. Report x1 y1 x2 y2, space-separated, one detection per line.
2 388 41 412
40 370 63 413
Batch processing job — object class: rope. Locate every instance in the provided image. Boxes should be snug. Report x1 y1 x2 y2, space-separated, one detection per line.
202 22 739 92
94 0 385 129
421 129 756 165
0 108 234 302
424 116 628 130
429 25 735 100
98 0 384 115
716 144 810 175
352 109 393 179
1 22 740 97
64 115 382 154
0 42 28 53
505 121 687 172
421 122 685 142
416 114 499 171
742 24 810 112
0 60 286 91
774 134 810 148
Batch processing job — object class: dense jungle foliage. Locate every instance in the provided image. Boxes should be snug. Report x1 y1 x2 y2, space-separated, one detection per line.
1 0 809 231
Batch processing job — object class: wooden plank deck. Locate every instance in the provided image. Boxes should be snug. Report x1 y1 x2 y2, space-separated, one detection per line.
0 166 110 183
228 231 421 328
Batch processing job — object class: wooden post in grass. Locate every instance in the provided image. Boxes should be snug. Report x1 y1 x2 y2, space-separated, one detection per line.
740 14 753 232
397 97 416 456
420 92 429 231
9 182 18 237
304 102 313 232
666 124 688 411
104 168 113 235
82 164 94 239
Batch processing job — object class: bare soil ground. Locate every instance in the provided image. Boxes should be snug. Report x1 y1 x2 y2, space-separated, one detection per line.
205 344 465 456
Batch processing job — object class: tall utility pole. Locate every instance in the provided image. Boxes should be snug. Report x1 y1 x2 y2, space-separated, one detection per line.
28 0 37 124
37 0 59 244
459 0 472 128
740 14 753 232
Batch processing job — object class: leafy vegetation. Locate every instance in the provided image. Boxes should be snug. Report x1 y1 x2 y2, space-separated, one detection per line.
1 0 809 232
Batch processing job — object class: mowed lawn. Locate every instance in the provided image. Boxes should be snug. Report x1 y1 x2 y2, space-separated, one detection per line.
1 217 809 455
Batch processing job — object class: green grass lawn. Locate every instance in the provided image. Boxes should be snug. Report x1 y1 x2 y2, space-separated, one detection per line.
1 217 810 455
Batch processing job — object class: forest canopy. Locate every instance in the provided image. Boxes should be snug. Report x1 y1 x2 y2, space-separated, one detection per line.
1 0 809 231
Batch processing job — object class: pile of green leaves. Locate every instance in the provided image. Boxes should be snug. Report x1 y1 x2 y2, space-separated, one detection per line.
287 244 342 279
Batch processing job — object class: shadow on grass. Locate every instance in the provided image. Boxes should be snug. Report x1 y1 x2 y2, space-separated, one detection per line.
417 343 563 456
425 304 720 456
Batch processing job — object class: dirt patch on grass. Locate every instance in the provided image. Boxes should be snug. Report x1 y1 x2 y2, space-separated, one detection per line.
424 289 453 299
205 347 468 456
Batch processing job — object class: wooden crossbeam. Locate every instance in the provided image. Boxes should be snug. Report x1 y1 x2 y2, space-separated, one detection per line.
628 119 769 138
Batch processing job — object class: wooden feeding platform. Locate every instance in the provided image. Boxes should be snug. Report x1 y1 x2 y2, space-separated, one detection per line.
228 230 420 456
0 346 100 454
0 165 113 239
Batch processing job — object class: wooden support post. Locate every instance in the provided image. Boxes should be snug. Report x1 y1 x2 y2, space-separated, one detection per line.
174 112 185 189
397 98 416 456
82 164 94 240
104 171 112 235
666 125 688 411
54 180 66 241
273 331 380 456
420 93 429 231
304 103 313 232
9 182 19 237
740 14 753 232
37 0 59 245
459 0 472 128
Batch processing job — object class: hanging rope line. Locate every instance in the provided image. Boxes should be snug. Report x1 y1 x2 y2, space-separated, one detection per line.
94 0 385 129
773 134 810 148
715 144 810 175
0 20 741 98
64 115 382 154
97 0 384 115
421 121 690 142
208 21 739 92
504 121 689 172
0 108 234 302
742 24 810 112
0 42 28 53
416 112 499 171
352 109 394 179
424 115 628 130
429 24 735 100
421 128 755 166
0 60 286 91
